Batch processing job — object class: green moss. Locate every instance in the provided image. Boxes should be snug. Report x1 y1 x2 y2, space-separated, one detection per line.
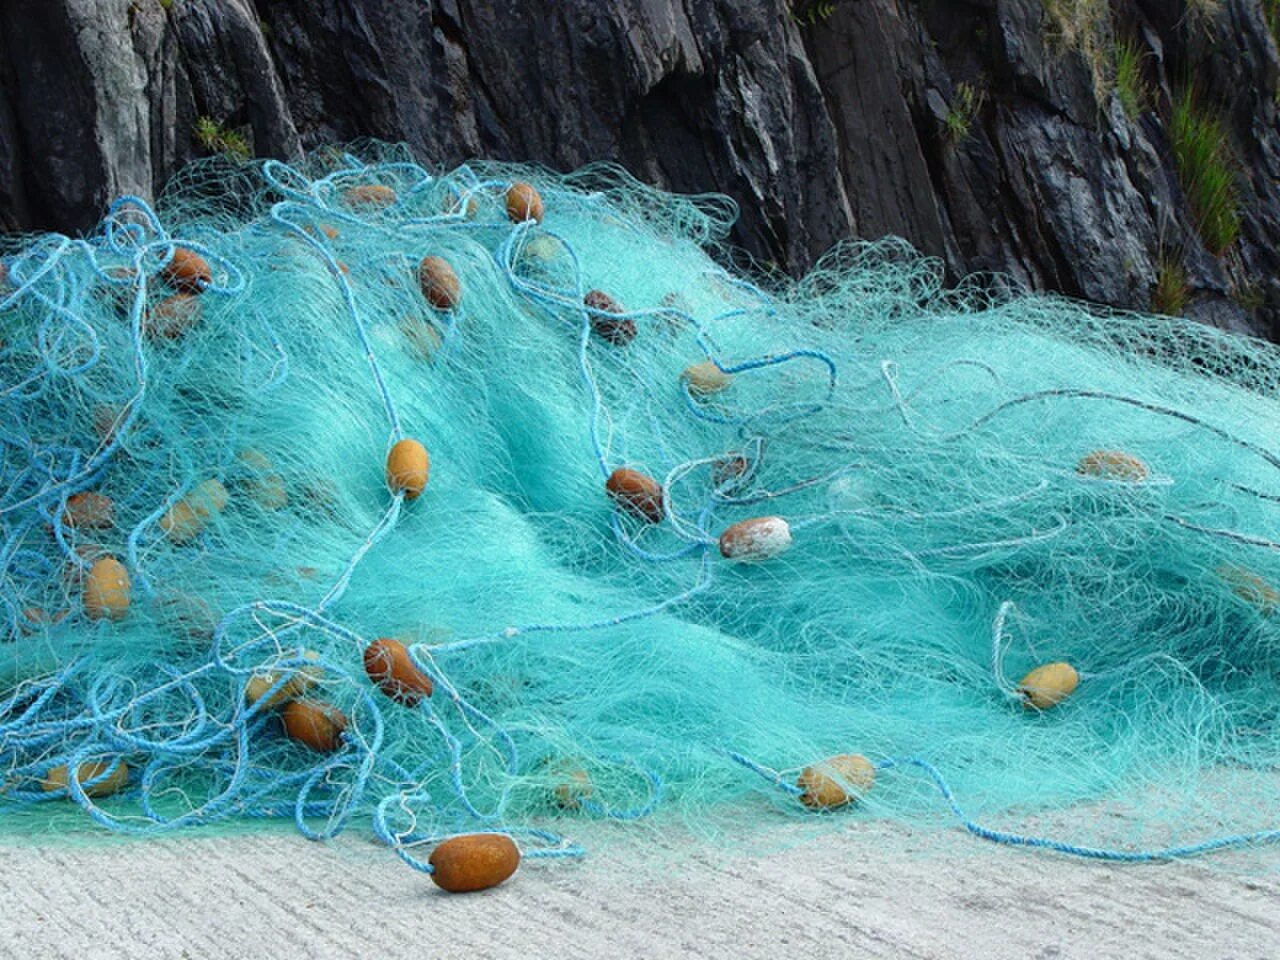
158 0 174 11
193 117 251 161
1169 89 1241 256
1151 252 1190 316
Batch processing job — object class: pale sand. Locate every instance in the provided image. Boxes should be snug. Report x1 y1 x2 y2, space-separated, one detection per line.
1 818 1276 959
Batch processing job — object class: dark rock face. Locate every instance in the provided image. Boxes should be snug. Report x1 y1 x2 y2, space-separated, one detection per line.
0 0 1278 339
0 1 107 232
250 0 852 273
803 0 1280 339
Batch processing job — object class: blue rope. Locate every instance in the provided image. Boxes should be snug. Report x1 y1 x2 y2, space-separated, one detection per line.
879 755 1280 863
726 748 1280 862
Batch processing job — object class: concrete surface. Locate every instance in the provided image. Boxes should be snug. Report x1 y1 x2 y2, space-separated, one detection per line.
1 817 1276 960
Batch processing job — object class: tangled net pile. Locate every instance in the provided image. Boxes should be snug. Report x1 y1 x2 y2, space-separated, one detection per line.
2 143 1279 878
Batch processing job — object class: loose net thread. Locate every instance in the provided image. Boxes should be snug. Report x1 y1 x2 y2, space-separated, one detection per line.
0 143 1278 870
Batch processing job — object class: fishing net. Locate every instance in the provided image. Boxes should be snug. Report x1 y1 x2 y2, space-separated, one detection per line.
1 143 1277 876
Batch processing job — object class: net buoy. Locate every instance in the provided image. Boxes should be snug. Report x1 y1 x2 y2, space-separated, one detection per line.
711 454 750 489
160 501 203 543
161 247 211 294
606 468 664 523
719 517 792 561
1017 662 1080 710
1077 450 1149 481
681 361 732 396
443 192 479 219
147 293 201 340
505 181 544 224
522 234 559 262
584 290 636 346
797 754 875 809
193 479 229 512
92 405 124 443
401 317 443 360
281 699 347 752
64 491 114 529
245 674 296 709
1217 564 1280 615
41 761 129 798
19 607 67 634
246 652 323 709
154 590 218 642
161 479 229 543
553 766 593 809
418 256 461 310
429 834 521 892
237 449 288 510
363 638 434 706
83 556 130 620
386 438 430 500
344 184 397 210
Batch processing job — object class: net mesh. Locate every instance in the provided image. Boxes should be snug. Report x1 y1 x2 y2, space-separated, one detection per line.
1 143 1277 870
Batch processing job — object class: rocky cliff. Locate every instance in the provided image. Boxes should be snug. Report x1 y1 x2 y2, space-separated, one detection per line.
1 0 1277 339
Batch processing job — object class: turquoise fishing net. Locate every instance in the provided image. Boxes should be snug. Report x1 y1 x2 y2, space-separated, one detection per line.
1 143 1278 869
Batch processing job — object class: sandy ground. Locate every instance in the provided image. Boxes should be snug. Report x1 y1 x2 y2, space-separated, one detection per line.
1 816 1276 960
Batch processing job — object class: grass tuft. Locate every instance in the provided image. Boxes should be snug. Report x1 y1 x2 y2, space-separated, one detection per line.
944 82 985 144
1113 38 1151 119
1043 0 1111 95
1169 88 1240 255
1151 251 1190 316
791 1 837 25
1185 0 1222 26
193 117 251 161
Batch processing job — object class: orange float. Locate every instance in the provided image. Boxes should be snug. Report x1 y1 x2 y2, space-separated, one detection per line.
386 439 430 499
719 517 792 561
505 182 544 223
161 247 211 293
83 557 130 620
796 754 875 809
584 290 635 345
429 834 521 892
344 184 397 209
418 256 461 310
363 638 434 706
281 699 347 752
606 468 664 523
1076 450 1149 481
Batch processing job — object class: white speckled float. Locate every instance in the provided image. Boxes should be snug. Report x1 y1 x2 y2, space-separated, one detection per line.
718 516 793 561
